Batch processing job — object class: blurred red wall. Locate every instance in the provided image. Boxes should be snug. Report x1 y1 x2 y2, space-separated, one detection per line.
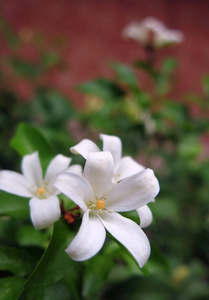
1 0 209 106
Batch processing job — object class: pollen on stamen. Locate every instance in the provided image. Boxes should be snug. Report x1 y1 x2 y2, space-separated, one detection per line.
38 187 45 195
96 199 106 210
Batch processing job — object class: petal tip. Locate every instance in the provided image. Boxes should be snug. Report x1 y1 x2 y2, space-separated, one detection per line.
144 168 160 197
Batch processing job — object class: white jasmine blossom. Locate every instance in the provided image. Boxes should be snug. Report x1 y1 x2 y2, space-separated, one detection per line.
0 152 81 230
122 16 184 48
70 134 155 228
54 151 159 267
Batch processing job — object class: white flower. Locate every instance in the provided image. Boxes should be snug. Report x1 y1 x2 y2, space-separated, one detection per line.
0 152 81 230
122 17 184 48
54 151 159 267
70 133 154 228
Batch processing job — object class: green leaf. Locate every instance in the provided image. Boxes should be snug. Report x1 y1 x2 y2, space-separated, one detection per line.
105 233 149 276
82 254 115 300
161 101 186 124
10 123 54 171
202 74 209 96
178 135 202 159
77 78 124 101
24 220 75 290
44 280 72 300
63 262 84 300
41 52 62 69
111 62 139 89
161 58 177 74
32 89 75 127
134 60 157 79
151 197 179 221
0 191 29 219
16 225 50 247
0 276 25 300
11 58 40 78
21 288 45 300
147 243 169 274
0 17 20 49
156 58 177 94
0 246 34 276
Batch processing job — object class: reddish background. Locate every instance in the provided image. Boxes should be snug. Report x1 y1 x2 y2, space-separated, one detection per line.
1 0 209 106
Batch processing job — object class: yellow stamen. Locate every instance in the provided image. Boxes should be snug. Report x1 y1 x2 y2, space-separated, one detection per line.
38 187 45 195
96 199 106 210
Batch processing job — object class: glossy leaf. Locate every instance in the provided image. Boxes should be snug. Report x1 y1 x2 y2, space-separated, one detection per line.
0 246 34 276
178 135 202 159
11 58 40 78
10 123 54 171
16 225 50 247
111 62 139 89
41 52 62 69
202 74 209 96
106 233 149 276
0 276 25 300
0 191 29 219
24 220 75 290
77 78 124 101
32 89 75 127
135 60 157 79
147 243 169 274
161 58 177 74
82 254 115 300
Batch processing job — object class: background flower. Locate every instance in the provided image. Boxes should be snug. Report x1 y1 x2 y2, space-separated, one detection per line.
122 17 184 48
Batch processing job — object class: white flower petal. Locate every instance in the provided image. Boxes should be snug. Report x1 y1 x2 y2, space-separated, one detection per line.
137 205 153 228
115 156 145 182
45 154 72 183
54 172 92 211
0 170 32 197
66 210 106 261
70 139 100 159
66 164 83 176
106 168 160 212
100 211 150 268
83 152 114 198
144 17 165 31
100 134 122 166
21 152 42 187
29 195 61 230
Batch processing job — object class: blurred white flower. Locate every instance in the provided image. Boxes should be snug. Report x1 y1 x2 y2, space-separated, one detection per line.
122 16 184 48
0 152 81 230
70 133 156 228
54 151 159 267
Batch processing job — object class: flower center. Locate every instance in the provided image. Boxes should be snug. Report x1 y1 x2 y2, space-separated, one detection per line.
96 199 106 210
87 196 107 213
38 187 45 195
36 185 49 199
